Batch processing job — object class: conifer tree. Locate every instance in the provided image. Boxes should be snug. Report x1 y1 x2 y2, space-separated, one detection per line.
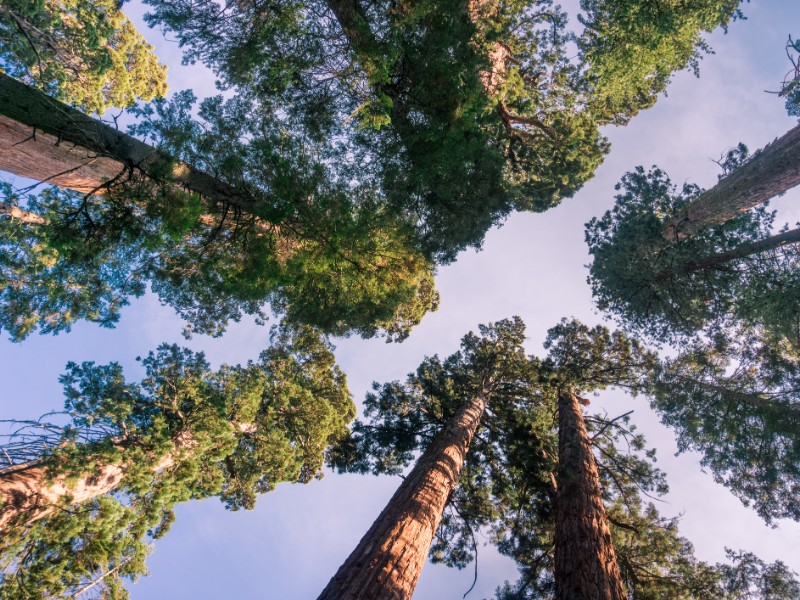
586 155 800 345
323 318 792 598
0 323 355 598
0 80 439 341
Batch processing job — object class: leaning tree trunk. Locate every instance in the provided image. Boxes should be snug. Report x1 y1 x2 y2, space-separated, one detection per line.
663 124 800 240
0 420 256 531
555 389 626 600
317 388 489 600
0 72 258 210
678 227 800 274
0 432 195 530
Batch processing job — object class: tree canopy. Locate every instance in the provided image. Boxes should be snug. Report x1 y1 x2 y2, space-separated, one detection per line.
0 323 354 598
585 156 800 347
0 0 167 112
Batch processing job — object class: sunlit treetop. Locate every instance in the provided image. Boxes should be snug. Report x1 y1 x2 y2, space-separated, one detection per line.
0 0 167 112
578 0 746 125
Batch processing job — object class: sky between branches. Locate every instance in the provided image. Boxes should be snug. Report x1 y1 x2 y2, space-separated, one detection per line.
2 0 800 598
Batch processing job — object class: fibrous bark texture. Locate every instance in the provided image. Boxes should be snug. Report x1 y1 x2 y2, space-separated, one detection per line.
317 390 488 600
663 124 800 240
555 390 625 600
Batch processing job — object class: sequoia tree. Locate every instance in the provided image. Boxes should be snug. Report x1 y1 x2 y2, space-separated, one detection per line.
0 323 355 598
319 318 533 599
0 79 439 341
586 156 800 345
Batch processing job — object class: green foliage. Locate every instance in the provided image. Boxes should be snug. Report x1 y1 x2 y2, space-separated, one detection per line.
652 328 800 523
142 0 735 262
718 549 800 599
585 162 797 345
0 92 439 341
578 0 745 124
329 317 783 598
0 0 167 112
0 323 354 598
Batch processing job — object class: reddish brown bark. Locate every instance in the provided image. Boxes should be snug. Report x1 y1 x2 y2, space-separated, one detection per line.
555 390 625 600
317 389 489 600
663 124 800 240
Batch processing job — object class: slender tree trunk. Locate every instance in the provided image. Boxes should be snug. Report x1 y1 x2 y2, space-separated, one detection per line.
555 389 625 600
683 225 800 271
662 124 800 240
0 73 260 212
317 388 489 600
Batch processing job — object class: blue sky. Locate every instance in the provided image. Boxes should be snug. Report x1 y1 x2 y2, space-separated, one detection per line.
2 1 800 597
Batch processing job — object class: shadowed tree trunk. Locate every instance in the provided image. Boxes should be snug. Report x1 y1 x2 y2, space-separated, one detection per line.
555 389 626 600
317 387 489 600
0 72 257 210
662 124 800 240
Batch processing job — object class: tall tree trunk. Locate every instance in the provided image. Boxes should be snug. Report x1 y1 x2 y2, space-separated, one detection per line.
0 433 191 530
317 388 489 600
555 389 625 600
662 124 800 240
0 422 255 530
0 72 260 212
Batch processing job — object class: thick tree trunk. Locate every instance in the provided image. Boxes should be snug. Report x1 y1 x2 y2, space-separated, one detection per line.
0 73 259 211
0 434 192 530
662 124 800 240
317 388 489 600
555 389 625 600
0 422 263 530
